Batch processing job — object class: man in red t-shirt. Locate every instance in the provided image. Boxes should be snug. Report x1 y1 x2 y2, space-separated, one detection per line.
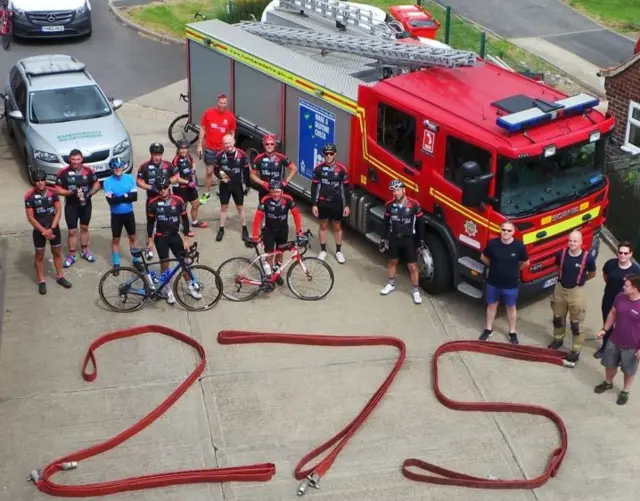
197 93 236 205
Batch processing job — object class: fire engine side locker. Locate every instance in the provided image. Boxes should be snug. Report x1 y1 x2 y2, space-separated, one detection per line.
184 20 362 202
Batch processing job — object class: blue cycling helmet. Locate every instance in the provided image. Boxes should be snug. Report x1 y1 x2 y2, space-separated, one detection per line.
109 157 126 169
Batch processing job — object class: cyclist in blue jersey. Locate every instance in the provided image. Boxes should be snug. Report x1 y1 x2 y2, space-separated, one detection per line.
103 158 141 273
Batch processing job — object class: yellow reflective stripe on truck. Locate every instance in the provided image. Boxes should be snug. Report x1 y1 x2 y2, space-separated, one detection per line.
186 27 420 192
521 206 601 244
429 188 501 233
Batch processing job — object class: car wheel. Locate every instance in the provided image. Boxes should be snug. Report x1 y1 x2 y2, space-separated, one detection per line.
25 150 35 185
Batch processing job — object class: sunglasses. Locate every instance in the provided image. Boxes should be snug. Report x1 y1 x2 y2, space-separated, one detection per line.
264 142 276 146
324 152 335 156
501 228 514 232
619 251 630 255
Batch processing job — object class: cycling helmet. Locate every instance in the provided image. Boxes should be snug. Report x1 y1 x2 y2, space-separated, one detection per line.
389 179 404 191
154 176 171 190
322 143 337 154
263 134 277 145
176 138 190 149
32 169 47 182
109 157 126 169
149 142 164 155
269 179 283 191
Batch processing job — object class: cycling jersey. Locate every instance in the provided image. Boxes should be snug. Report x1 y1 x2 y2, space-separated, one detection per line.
25 188 59 227
172 154 196 188
310 161 350 205
103 174 138 214
251 152 290 189
137 160 178 197
147 195 189 237
56 166 98 205
214 149 250 187
383 197 425 241
252 194 302 239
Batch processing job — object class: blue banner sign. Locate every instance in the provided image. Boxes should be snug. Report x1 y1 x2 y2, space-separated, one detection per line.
298 99 336 180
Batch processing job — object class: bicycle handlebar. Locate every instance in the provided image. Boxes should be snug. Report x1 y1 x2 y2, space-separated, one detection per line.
243 229 313 251
179 93 189 102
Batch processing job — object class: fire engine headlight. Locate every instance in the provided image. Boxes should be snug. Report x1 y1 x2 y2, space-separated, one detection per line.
544 145 556 158
590 131 601 143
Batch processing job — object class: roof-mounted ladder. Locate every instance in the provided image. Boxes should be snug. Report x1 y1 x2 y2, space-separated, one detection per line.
239 22 478 69
276 0 404 40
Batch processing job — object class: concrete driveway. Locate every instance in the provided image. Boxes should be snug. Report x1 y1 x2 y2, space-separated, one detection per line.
439 0 635 68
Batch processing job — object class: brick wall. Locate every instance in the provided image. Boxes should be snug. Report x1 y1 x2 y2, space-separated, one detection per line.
604 58 640 146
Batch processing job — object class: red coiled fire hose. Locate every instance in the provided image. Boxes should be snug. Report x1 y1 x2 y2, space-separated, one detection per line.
30 325 406 497
401 340 572 489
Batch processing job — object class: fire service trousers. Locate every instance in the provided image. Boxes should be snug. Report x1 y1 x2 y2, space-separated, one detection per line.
550 283 586 352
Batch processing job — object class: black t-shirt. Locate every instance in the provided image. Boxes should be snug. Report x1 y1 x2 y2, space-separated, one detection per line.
482 238 528 289
555 250 596 288
25 188 59 227
602 258 640 308
147 195 186 236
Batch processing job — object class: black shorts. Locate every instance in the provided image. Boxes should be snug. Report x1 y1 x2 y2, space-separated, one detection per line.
111 212 137 239
318 201 343 222
174 186 199 203
64 202 92 229
263 226 289 252
388 236 418 263
203 148 221 166
33 227 62 249
219 183 244 206
154 234 184 261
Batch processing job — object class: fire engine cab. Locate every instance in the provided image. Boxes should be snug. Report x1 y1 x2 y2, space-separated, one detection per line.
184 0 614 299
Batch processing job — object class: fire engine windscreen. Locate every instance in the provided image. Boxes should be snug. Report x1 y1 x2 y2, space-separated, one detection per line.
497 138 606 217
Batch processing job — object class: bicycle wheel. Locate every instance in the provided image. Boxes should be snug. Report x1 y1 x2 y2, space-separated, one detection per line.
173 264 223 311
216 257 264 302
168 113 198 146
98 266 149 312
286 257 335 300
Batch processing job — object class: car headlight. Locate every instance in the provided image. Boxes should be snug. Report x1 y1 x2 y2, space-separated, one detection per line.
13 9 27 19
113 139 130 155
33 150 59 163
76 1 89 15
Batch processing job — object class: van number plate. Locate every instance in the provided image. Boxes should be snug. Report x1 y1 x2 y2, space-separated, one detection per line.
42 26 65 32
543 277 558 289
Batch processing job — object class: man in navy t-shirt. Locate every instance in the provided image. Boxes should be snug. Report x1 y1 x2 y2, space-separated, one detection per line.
479 221 529 344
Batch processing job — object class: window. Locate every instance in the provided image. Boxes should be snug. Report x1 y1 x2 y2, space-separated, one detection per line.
376 103 417 166
29 85 112 124
14 80 27 116
624 101 640 154
444 136 491 186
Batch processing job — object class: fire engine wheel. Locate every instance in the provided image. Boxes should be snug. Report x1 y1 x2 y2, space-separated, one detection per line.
418 234 453 295
241 139 262 165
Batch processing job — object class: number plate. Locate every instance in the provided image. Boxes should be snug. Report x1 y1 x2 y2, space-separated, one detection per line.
543 277 558 289
93 164 108 172
41 26 65 32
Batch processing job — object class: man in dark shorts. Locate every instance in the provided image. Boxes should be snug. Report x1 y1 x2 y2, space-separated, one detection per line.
251 180 303 285
479 221 529 344
24 169 72 294
310 143 350 264
213 133 250 242
594 275 640 405
55 149 101 268
250 134 297 203
147 176 201 305
594 240 640 359
136 142 179 259
103 158 140 273
172 139 207 235
379 179 424 305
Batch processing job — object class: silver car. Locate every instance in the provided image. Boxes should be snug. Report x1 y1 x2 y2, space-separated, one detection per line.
3 54 132 184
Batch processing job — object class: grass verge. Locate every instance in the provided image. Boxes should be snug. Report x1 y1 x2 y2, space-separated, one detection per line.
565 0 640 33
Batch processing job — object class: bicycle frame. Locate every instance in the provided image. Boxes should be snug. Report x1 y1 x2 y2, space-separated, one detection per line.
238 244 305 287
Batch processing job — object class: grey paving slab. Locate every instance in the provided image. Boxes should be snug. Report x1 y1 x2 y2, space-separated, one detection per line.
543 29 638 68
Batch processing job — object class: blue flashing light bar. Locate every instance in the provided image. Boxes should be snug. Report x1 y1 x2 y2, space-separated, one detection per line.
496 93 600 133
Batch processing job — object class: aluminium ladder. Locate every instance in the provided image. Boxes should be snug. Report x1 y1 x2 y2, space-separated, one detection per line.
276 0 404 40
239 22 478 69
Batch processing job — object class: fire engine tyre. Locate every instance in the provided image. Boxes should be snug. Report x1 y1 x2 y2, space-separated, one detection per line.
418 234 453 295
241 139 262 165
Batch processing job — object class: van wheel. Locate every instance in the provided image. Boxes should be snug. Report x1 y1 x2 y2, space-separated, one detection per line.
418 233 453 295
240 139 262 164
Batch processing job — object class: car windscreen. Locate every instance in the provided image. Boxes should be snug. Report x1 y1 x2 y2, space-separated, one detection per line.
29 85 112 124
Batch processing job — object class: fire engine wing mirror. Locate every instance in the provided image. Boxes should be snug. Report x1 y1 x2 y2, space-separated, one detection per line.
462 173 494 208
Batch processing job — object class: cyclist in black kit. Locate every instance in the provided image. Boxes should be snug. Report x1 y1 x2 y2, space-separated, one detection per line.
250 134 297 202
55 148 101 268
379 179 425 305
251 180 304 285
137 142 178 259
172 139 207 234
213 133 250 242
311 143 350 264
147 176 201 305
25 169 72 294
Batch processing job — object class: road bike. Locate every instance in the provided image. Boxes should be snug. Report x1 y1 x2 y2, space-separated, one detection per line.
216 229 335 301
98 242 223 312
167 93 200 147
0 0 12 51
